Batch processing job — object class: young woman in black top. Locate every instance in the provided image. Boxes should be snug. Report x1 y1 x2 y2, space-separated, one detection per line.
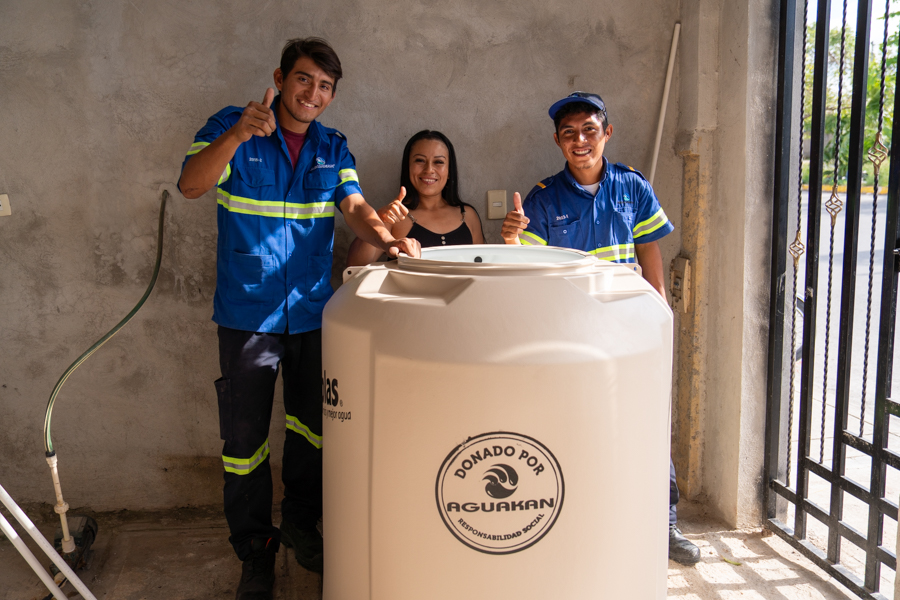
346 130 484 265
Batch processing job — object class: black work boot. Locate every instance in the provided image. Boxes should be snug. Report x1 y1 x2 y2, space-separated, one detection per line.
669 525 701 565
236 537 277 600
280 519 324 574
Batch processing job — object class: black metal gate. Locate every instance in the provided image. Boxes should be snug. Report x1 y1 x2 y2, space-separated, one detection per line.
765 0 899 597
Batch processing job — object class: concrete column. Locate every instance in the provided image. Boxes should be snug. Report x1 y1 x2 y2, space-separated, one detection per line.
671 0 720 502
673 0 778 527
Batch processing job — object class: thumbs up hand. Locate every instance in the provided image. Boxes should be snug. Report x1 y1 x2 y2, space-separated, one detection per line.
501 192 529 244
377 187 410 226
232 88 278 142
261 88 275 109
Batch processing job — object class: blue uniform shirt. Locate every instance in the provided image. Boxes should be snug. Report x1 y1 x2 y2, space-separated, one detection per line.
518 157 673 261
180 99 363 334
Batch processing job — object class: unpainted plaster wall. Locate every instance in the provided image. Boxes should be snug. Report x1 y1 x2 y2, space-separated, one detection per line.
0 0 685 509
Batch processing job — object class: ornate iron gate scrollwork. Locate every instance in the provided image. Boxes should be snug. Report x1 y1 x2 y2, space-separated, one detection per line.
765 0 900 597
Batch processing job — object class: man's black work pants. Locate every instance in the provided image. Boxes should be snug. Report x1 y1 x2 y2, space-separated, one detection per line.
216 326 323 561
670 459 679 527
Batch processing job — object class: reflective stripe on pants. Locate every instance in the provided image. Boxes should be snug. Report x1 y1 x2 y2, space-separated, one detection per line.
216 326 323 560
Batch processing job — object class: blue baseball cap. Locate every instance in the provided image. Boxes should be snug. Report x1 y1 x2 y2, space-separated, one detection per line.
548 91 607 120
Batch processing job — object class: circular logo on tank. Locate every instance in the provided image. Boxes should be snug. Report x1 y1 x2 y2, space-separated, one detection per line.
435 431 564 554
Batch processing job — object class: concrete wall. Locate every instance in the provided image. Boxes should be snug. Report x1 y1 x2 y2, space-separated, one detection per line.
0 0 686 510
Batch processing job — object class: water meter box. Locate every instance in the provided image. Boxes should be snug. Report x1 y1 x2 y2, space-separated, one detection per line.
322 245 673 600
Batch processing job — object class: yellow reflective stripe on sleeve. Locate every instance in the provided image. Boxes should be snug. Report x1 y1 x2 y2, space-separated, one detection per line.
217 189 335 219
536 182 547 189
217 163 232 186
338 169 359 185
186 141 210 156
222 440 270 475
632 208 668 238
285 414 323 449
589 243 635 262
518 231 547 246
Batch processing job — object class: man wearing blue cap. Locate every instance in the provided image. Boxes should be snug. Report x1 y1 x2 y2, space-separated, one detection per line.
501 91 700 565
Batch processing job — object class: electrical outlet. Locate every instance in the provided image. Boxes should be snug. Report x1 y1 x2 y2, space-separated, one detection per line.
0 194 10 217
670 256 691 313
486 190 507 219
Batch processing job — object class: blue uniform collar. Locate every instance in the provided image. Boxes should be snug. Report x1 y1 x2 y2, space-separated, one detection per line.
562 156 610 195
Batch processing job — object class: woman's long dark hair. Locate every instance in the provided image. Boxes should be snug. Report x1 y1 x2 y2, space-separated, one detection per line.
399 130 463 210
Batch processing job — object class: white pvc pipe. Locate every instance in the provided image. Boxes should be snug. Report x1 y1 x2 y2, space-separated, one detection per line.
47 455 74 553
649 22 681 186
0 510 67 600
0 481 98 600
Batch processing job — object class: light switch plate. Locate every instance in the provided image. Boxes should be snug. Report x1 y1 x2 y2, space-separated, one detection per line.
487 190 507 219
0 194 10 217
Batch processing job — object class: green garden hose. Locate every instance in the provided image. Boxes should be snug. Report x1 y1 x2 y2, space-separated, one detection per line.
43 190 169 456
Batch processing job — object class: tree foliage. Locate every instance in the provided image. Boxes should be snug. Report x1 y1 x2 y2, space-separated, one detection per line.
801 11 897 185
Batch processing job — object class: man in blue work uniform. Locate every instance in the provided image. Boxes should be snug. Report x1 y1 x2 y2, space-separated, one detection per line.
501 91 701 566
178 38 420 599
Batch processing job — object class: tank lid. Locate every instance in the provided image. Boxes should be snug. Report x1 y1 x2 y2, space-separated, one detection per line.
396 244 601 275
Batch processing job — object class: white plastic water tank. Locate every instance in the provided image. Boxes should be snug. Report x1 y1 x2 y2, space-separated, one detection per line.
322 245 672 600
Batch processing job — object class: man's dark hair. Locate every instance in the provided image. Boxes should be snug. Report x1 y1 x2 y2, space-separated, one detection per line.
553 101 609 133
400 130 465 210
280 38 343 95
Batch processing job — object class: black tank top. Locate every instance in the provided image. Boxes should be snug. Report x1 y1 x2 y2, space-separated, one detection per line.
406 206 473 247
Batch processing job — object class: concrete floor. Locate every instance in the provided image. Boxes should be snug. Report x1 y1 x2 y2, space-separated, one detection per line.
671 503 862 600
0 505 321 600
1 501 875 600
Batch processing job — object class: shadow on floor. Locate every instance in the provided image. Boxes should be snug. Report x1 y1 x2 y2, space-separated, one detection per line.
670 502 863 600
